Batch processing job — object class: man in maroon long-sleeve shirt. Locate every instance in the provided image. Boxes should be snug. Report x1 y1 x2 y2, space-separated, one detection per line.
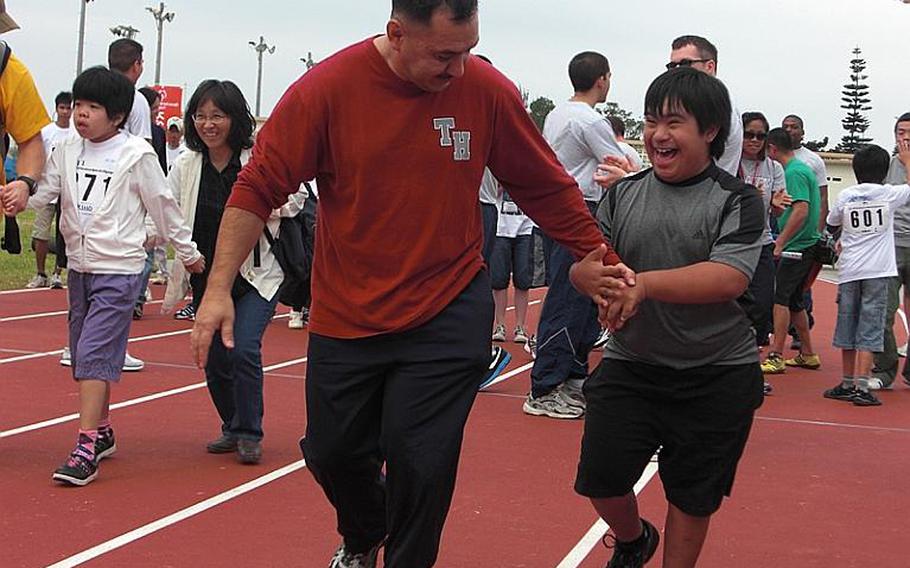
190 1 629 566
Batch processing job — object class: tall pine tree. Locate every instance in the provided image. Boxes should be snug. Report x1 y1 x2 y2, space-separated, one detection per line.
836 47 873 153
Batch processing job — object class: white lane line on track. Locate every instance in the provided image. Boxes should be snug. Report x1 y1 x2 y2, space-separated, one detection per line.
0 286 66 295
0 314 291 365
556 462 660 568
0 357 308 439
756 415 910 434
0 300 164 323
480 361 533 390
45 459 308 568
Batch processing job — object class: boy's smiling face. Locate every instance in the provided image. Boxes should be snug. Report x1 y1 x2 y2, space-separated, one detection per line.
644 102 717 184
73 99 124 143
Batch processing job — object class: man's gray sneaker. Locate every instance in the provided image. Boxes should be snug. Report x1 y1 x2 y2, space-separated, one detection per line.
558 382 585 409
522 391 584 419
329 542 381 568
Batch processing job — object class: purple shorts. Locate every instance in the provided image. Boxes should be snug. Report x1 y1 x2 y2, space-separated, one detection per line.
68 271 143 382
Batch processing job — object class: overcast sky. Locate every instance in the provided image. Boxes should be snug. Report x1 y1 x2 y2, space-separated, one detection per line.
7 0 910 149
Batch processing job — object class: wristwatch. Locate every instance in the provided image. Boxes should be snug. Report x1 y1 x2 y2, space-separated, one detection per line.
17 175 37 196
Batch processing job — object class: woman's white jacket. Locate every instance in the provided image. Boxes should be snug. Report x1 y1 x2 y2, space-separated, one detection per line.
162 149 303 312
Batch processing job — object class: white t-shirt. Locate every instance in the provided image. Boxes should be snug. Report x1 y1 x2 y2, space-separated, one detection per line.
827 182 910 283
739 157 785 246
496 191 535 238
41 122 72 157
125 89 152 140
617 141 643 171
75 132 128 228
715 98 743 176
794 146 828 188
542 101 624 202
478 167 499 205
166 143 186 172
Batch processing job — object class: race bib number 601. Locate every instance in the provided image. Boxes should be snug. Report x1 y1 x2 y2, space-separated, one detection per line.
844 201 888 235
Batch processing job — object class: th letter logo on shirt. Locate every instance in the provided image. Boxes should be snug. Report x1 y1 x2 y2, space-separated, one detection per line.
433 117 471 162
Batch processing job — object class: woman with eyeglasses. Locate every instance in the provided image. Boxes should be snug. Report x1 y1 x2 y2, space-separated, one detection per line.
739 111 791 353
162 80 303 464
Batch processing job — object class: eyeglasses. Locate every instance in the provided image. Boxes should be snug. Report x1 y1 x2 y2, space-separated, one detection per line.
192 113 227 125
743 131 768 141
665 58 712 70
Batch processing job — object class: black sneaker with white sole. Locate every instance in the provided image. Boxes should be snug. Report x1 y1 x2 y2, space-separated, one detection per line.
604 518 660 568
95 429 117 460
52 436 98 486
852 389 882 407
823 383 856 401
479 346 511 390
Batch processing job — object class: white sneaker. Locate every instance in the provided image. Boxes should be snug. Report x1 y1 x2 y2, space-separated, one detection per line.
49 273 64 289
899 343 908 358
513 326 529 344
288 310 305 329
25 274 48 288
60 347 72 367
492 323 506 342
123 352 145 372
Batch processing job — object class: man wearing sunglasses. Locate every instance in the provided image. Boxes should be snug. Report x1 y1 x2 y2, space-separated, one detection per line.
667 35 743 176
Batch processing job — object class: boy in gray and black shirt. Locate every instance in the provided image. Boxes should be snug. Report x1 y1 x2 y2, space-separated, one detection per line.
574 68 764 567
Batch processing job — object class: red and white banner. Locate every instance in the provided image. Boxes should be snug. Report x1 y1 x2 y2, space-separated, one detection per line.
151 85 183 128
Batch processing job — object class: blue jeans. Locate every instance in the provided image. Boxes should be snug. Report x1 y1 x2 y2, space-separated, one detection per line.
205 290 278 441
136 249 154 305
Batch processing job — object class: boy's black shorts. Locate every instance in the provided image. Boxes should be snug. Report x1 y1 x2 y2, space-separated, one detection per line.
774 253 815 311
575 358 763 517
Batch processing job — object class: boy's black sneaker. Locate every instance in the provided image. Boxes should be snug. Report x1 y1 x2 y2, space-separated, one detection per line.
604 518 660 568
823 383 856 402
52 445 98 486
852 389 882 407
96 429 117 460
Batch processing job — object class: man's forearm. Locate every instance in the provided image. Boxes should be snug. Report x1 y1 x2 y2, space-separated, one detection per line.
817 186 829 232
206 207 265 293
15 134 45 178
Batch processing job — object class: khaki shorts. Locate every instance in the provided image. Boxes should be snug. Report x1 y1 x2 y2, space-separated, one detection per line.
31 203 56 241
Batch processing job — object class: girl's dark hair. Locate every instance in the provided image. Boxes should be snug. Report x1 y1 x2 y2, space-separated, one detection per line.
72 66 134 129
183 80 255 153
138 86 161 107
644 67 730 160
742 111 770 160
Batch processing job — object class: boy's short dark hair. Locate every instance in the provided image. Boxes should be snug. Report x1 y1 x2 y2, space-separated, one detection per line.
606 116 625 138
183 79 255 153
895 112 910 132
391 0 477 23
54 91 73 107
671 35 718 64
108 38 143 73
569 51 610 92
644 67 730 160
766 128 793 152
72 66 135 128
852 145 891 184
138 86 161 107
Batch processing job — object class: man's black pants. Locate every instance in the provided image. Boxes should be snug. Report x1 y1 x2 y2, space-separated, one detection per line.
301 271 493 567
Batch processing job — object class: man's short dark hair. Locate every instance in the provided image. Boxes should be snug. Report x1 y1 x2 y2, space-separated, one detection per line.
568 51 610 92
183 79 255 153
852 145 890 184
606 116 625 138
671 35 718 64
783 114 804 129
108 38 143 73
644 67 730 160
54 91 73 107
766 127 793 152
895 112 910 132
138 86 161 107
72 66 134 127
474 54 491 64
391 0 477 24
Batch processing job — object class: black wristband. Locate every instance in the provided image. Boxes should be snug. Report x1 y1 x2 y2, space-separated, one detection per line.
17 175 37 196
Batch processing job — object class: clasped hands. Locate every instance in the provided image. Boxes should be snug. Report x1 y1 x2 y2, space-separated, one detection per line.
569 244 644 331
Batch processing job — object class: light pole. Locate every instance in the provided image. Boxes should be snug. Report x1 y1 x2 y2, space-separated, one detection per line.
110 25 140 39
249 36 276 117
300 51 316 72
76 0 95 74
145 2 174 84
